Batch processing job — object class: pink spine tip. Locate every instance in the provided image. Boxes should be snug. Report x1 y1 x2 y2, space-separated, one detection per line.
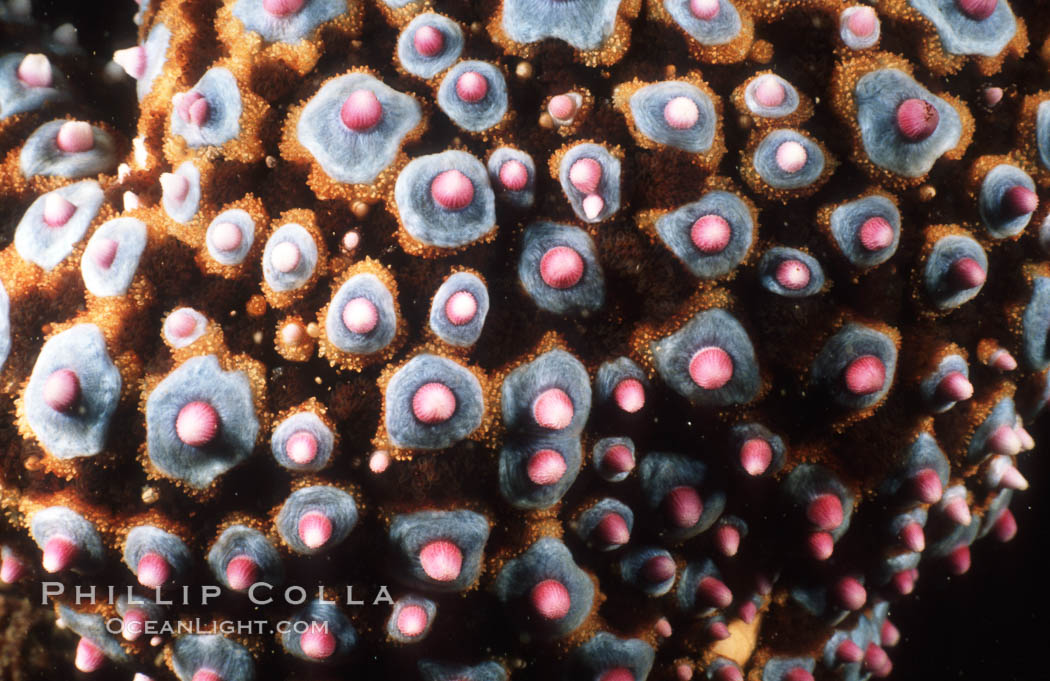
948 544 972 575
42 535 76 573
175 91 204 124
948 256 986 289
167 310 198 339
498 159 529 191
225 555 259 590
846 6 877 37
774 140 807 173
430 169 475 211
837 639 864 663
270 241 301 273
988 424 1022 456
738 599 757 624
774 259 811 290
956 0 997 20
298 511 334 549
807 531 835 560
689 346 734 390
160 172 190 203
113 46 146 79
664 96 700 129
601 444 635 476
0 554 26 584
90 237 119 270
665 485 703 528
999 466 1028 490
413 25 445 57
286 430 319 464
697 576 733 608
936 371 973 402
397 604 429 636
740 438 773 476
864 644 892 677
582 193 605 220
340 89 383 132
989 349 1017 371
858 216 894 251
527 448 567 485
568 157 602 194
43 368 80 413
137 551 171 587
707 621 730 640
56 121 94 153
211 221 243 252
714 524 740 556
881 619 900 647
455 71 489 103
843 354 886 396
912 468 943 503
192 669 223 681
892 569 915 595
983 86 1004 107
895 98 939 141
600 668 636 681
613 378 645 413
642 555 676 583
122 608 146 641
530 579 571 620
993 508 1017 542
444 290 478 326
300 624 337 659
263 0 303 16
17 53 52 88
887 569 913 596
540 245 585 289
943 497 972 526
1016 426 1036 451
783 668 815 681
342 297 379 335
753 76 786 108
1002 185 1038 216
176 401 219 447
834 577 867 610
187 96 210 127
899 521 926 552
42 193 77 227
412 382 457 424
691 214 731 254
419 539 463 582
532 388 574 430
654 617 673 637
714 665 744 681
74 637 106 673
595 512 630 546
548 94 577 121
689 0 720 20
806 493 844 531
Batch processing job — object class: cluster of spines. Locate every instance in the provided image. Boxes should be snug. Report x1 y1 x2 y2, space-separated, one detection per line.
1 0 1047 680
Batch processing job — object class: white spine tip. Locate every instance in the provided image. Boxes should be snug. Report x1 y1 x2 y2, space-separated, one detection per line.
160 172 190 203
113 46 146 80
17 53 52 88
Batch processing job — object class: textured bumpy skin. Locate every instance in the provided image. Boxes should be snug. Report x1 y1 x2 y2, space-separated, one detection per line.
0 1 1047 681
